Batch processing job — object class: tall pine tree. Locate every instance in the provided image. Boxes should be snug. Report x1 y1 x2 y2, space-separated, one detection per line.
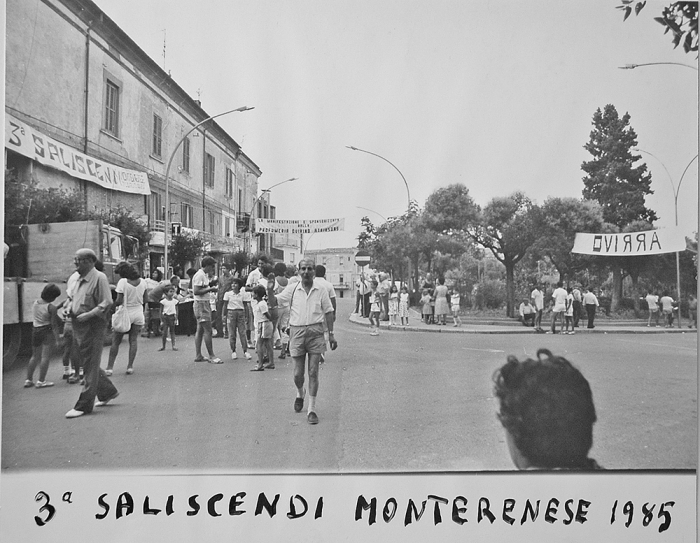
581 104 657 310
582 104 657 227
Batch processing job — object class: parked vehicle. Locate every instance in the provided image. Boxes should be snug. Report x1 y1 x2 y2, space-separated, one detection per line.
3 220 141 369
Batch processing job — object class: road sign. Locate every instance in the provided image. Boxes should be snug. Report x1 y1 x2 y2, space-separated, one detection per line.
171 222 181 235
355 250 371 266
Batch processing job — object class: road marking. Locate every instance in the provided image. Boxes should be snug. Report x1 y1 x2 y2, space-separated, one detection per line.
461 348 505 353
614 337 697 351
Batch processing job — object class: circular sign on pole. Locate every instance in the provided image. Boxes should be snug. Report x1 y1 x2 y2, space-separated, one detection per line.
355 250 371 267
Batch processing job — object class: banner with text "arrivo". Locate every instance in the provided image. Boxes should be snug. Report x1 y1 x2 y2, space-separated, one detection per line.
255 218 345 234
5 113 151 195
572 228 686 256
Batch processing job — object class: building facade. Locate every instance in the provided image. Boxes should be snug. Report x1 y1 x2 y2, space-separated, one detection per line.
5 0 262 275
303 247 361 299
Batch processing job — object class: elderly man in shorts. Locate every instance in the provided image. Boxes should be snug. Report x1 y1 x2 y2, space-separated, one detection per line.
192 256 222 364
276 258 338 425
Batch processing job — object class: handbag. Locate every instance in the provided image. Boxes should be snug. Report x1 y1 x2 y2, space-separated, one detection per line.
111 305 131 333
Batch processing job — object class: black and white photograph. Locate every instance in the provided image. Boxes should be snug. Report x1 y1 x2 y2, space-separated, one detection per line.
2 0 698 541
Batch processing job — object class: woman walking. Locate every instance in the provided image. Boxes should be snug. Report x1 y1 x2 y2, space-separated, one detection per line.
433 277 450 325
106 262 146 375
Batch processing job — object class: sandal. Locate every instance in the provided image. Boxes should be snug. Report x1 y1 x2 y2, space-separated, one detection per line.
207 357 223 364
250 366 264 371
194 356 207 362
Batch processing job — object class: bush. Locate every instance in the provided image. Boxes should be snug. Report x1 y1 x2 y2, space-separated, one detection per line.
618 297 636 311
473 280 506 309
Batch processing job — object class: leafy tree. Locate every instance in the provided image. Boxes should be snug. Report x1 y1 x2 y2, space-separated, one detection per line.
531 197 605 282
472 192 541 317
227 250 250 276
168 231 206 275
423 183 480 234
4 172 87 226
618 1 698 54
93 205 150 261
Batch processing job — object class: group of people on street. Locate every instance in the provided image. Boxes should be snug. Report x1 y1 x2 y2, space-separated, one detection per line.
528 282 599 334
24 249 340 426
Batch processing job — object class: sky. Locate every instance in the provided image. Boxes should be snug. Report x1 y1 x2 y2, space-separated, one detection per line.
97 0 699 251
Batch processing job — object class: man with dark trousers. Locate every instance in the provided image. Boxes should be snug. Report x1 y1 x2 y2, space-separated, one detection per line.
65 248 119 418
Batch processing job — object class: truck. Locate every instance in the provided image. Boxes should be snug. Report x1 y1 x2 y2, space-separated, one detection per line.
3 219 141 369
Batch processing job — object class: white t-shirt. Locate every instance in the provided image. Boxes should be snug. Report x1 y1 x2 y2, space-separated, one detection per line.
531 288 544 310
646 294 659 311
224 290 245 311
552 287 568 312
192 269 210 302
253 299 269 327
160 297 179 316
116 278 146 325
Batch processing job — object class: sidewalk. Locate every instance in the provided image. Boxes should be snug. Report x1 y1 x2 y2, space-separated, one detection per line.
347 308 696 334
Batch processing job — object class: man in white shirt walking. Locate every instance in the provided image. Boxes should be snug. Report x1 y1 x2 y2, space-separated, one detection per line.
276 259 338 425
548 281 568 334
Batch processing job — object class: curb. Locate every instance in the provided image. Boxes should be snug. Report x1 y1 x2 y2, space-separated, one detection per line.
347 316 695 335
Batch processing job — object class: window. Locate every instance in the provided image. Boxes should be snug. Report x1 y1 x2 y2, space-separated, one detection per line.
182 137 190 173
103 80 120 137
339 274 344 284
225 217 231 237
151 192 163 221
225 168 234 198
152 114 163 157
205 153 215 188
181 203 193 228
238 189 243 212
208 210 215 233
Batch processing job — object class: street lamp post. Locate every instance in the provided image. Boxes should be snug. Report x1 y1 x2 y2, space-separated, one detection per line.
247 178 299 254
163 106 253 275
346 146 411 210
636 148 698 328
356 206 388 223
619 62 698 71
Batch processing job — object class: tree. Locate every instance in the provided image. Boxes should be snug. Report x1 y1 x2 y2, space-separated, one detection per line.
93 204 150 261
423 183 480 234
168 231 206 276
618 1 698 54
472 192 540 318
4 172 87 226
581 104 658 310
531 197 605 282
227 250 250 276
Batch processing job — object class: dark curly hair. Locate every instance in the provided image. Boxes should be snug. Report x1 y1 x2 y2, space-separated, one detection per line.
115 261 139 280
493 348 597 469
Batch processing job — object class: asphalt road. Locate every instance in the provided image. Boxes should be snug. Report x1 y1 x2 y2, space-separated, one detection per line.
2 298 696 472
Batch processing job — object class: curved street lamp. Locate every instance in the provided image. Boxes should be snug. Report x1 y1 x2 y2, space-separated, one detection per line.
619 62 698 71
356 206 388 223
636 148 699 328
346 146 411 210
163 106 253 274
248 177 299 253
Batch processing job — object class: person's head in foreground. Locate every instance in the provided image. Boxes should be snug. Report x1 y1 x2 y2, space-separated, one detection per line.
493 348 600 470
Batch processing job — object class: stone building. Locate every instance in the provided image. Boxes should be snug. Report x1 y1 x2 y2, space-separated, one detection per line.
303 247 361 299
5 0 262 275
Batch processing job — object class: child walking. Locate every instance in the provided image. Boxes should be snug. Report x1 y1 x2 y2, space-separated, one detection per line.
251 285 274 370
450 288 462 327
398 285 410 326
159 286 179 351
369 280 381 335
564 287 575 335
388 284 399 325
25 284 62 388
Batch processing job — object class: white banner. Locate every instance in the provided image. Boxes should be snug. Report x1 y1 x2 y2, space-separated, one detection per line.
5 113 151 195
572 228 686 256
255 218 345 234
